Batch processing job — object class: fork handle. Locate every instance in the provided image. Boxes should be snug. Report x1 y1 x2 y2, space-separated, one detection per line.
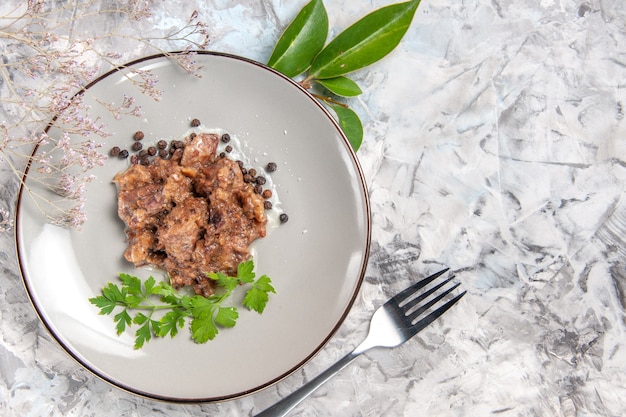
253 350 363 417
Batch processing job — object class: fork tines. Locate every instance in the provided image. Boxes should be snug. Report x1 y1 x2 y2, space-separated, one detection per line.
396 269 466 326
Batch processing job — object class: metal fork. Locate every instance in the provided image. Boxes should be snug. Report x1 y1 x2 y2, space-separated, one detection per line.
254 268 466 417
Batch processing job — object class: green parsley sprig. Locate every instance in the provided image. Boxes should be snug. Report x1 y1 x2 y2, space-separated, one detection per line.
89 260 275 349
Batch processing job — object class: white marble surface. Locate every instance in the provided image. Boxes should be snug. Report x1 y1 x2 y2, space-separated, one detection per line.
2 0 626 416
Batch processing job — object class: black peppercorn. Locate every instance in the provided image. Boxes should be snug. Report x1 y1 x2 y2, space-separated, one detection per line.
191 118 201 127
266 162 277 172
119 149 129 159
133 131 144 141
110 146 121 156
131 141 143 151
221 133 231 143
279 213 289 224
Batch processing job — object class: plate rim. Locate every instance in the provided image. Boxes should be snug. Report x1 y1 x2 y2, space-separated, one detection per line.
14 50 372 403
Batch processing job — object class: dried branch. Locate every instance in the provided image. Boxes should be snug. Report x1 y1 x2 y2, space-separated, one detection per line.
0 0 210 229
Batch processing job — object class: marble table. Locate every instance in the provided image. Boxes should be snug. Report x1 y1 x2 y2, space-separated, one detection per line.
1 1 625 416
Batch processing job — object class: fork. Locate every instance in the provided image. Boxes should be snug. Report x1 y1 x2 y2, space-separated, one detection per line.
254 268 466 417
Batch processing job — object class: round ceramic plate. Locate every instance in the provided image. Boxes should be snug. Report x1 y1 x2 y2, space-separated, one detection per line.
15 52 370 402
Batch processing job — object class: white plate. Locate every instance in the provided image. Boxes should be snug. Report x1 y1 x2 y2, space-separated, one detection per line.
15 52 370 402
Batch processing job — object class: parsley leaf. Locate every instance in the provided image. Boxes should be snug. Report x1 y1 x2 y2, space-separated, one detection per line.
114 309 132 335
237 260 256 283
101 282 126 304
133 313 160 349
207 271 239 291
191 313 218 343
89 260 275 349
244 275 276 313
158 310 188 338
215 306 239 328
88 294 117 315
119 273 141 295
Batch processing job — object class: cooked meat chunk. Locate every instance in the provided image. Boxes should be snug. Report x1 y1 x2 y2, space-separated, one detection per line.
156 197 208 261
194 158 242 197
181 133 219 168
117 183 166 229
124 228 157 265
113 132 267 296
191 159 267 277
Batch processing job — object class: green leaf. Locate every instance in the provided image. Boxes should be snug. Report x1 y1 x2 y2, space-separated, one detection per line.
237 259 256 284
328 103 364 151
124 294 144 308
309 0 420 79
207 271 239 291
267 0 329 77
215 307 239 328
316 76 363 97
158 310 187 338
134 321 152 349
254 275 276 293
133 312 149 325
114 309 132 335
150 319 161 337
153 282 182 304
191 314 218 343
102 282 126 304
244 287 270 314
244 276 276 314
88 295 117 315
178 295 194 310
119 273 142 295
190 295 216 318
144 276 157 295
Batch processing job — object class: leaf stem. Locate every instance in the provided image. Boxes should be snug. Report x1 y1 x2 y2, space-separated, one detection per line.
119 302 177 311
310 93 349 108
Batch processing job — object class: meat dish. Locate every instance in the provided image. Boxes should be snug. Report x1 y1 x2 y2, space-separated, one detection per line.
114 132 267 296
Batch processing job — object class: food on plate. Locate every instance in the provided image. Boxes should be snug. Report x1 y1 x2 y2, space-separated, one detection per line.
89 258 276 347
114 131 272 297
